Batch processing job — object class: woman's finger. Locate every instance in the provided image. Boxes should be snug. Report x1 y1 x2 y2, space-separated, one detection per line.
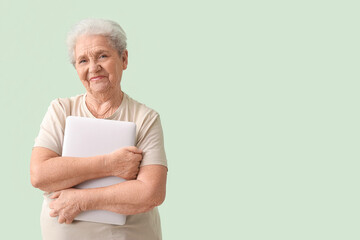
126 146 142 154
65 217 73 224
50 191 61 199
49 210 58 217
58 215 66 224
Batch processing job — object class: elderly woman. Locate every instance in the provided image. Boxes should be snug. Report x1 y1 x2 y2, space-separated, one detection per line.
30 19 167 240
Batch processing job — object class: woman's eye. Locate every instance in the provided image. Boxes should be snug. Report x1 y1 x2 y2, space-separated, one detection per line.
79 59 86 64
100 55 107 59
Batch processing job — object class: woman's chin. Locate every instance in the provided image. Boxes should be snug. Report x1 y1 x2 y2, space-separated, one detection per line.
89 82 110 94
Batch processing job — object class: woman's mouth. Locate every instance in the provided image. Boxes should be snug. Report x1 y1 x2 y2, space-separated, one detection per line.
90 76 106 81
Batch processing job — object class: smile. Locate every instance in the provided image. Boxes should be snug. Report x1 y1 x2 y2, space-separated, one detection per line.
90 76 106 81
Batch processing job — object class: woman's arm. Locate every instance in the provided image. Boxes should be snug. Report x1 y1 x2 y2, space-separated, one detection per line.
30 146 142 192
48 165 167 224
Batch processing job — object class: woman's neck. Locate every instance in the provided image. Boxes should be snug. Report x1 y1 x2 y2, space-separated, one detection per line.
85 89 123 119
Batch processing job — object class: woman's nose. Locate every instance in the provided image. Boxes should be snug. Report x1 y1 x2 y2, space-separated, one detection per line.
89 61 101 73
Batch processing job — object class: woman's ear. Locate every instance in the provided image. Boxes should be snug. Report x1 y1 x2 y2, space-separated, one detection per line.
122 50 128 70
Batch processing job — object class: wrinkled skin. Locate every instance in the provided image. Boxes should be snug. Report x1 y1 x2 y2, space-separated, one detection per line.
49 189 83 224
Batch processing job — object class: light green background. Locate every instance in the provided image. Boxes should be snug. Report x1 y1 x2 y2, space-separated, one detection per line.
0 0 359 239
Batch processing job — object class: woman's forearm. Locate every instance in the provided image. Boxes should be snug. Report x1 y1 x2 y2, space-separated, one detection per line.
31 146 142 193
79 165 167 215
81 181 157 215
31 154 109 193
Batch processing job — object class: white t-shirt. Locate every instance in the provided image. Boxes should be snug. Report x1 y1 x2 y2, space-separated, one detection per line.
34 92 167 240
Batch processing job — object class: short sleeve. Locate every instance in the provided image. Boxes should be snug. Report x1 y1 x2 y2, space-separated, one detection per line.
33 99 67 155
136 114 167 168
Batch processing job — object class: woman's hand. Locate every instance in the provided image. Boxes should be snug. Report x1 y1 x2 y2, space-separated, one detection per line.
105 146 143 180
49 189 83 224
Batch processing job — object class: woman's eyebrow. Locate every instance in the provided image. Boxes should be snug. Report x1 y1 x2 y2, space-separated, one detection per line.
76 54 85 60
76 50 110 61
94 49 110 55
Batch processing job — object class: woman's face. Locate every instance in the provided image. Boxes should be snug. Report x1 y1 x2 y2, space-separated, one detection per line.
74 35 128 95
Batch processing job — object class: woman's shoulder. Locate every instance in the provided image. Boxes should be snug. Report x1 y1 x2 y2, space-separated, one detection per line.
48 94 85 110
124 93 159 119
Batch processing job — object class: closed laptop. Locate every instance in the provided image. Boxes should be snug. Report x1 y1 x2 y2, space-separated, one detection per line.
62 116 136 225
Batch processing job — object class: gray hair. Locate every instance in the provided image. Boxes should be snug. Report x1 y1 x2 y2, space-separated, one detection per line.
66 19 127 65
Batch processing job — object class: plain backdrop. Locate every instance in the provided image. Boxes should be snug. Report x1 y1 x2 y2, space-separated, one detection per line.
0 0 359 239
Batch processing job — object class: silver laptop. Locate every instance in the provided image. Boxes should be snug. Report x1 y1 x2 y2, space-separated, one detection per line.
62 116 136 225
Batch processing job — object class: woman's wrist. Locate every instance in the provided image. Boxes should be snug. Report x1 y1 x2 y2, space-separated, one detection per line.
102 153 115 177
78 188 96 211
